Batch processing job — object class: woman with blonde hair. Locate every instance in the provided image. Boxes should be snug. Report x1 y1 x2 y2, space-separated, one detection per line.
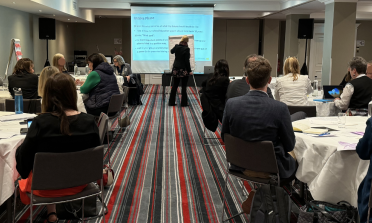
38 66 87 113
52 53 68 74
274 57 312 105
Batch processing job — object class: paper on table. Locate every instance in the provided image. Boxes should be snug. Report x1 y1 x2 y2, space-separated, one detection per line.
309 117 338 125
0 113 36 121
337 141 357 151
0 131 17 139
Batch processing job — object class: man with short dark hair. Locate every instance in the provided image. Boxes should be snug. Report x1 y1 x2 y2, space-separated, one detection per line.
226 54 273 100
335 56 372 110
221 57 297 180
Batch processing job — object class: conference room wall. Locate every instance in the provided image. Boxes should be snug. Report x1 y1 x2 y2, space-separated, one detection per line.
225 20 260 76
32 15 75 73
73 18 131 64
356 21 372 62
0 5 34 81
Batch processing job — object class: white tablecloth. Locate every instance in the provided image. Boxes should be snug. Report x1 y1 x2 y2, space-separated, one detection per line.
0 113 33 205
293 116 369 206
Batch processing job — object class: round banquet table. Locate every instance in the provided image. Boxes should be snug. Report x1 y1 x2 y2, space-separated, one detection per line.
293 116 369 206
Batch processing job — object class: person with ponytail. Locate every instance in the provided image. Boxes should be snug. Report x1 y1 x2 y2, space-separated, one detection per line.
274 57 312 106
15 73 100 223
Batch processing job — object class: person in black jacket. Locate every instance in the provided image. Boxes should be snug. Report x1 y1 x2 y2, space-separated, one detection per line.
8 58 39 99
15 73 101 223
201 59 230 122
169 35 193 106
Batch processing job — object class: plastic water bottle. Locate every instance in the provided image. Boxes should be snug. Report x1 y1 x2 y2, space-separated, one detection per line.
312 76 318 97
74 64 78 76
85 64 89 75
14 88 23 114
368 97 372 118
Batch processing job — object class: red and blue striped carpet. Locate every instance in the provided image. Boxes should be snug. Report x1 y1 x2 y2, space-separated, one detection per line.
14 85 251 223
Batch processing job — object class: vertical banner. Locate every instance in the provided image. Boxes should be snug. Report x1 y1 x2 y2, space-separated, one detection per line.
4 39 22 81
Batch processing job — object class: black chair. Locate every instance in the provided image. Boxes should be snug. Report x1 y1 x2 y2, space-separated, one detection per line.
287 105 316 117
221 133 280 222
13 146 106 223
5 99 41 113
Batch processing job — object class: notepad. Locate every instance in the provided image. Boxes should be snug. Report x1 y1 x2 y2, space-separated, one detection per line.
293 122 328 135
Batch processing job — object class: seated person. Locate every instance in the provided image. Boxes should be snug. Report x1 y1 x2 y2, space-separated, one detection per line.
201 59 230 122
52 53 69 74
335 56 372 111
8 58 39 99
38 66 87 113
356 118 372 223
80 53 120 116
226 54 273 100
221 57 297 180
15 72 101 223
275 57 312 106
113 55 142 105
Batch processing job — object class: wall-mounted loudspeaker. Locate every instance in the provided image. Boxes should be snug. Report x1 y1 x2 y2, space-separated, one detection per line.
298 19 314 39
39 18 56 40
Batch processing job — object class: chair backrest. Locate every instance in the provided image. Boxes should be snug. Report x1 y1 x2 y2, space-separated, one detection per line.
107 93 125 115
31 146 104 190
97 112 109 145
224 133 279 174
287 105 316 117
5 99 41 113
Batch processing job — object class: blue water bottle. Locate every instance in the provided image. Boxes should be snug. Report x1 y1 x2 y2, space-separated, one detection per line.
14 87 23 114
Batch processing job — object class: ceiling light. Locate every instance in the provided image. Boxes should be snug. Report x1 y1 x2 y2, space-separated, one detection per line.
13 2 15 4
53 14 55 16
39 10 42 12
68 19 70 20
75 21 77 22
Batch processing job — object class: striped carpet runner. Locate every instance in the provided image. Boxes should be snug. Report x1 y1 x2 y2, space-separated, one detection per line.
15 85 250 223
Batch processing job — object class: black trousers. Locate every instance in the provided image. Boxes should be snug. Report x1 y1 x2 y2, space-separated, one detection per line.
169 76 189 106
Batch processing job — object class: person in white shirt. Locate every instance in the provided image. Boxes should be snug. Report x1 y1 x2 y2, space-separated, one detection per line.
335 57 372 110
274 57 312 106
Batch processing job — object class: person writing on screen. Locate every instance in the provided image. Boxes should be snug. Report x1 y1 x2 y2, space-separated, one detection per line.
169 35 193 107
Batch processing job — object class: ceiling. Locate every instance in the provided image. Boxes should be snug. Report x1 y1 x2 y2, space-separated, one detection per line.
0 0 371 22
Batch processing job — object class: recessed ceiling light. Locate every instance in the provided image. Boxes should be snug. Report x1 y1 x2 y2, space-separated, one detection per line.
68 19 70 20
13 2 16 4
39 10 42 12
75 21 77 22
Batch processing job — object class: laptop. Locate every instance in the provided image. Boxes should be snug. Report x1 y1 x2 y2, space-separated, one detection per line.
323 85 343 99
204 66 214 74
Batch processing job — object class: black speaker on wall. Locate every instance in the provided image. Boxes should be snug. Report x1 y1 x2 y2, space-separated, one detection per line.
39 18 56 40
298 18 314 39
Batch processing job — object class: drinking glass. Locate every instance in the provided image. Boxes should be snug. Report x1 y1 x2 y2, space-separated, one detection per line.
338 113 347 128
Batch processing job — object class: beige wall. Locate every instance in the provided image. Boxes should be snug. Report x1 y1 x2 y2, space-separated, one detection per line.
224 20 260 76
0 5 34 81
356 21 372 62
33 15 75 73
74 18 131 63
263 20 280 76
213 19 227 65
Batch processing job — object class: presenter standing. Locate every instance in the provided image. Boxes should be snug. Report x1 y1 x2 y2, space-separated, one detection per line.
169 35 193 107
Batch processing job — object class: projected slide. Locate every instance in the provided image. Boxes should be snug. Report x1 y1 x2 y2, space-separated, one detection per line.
131 7 213 73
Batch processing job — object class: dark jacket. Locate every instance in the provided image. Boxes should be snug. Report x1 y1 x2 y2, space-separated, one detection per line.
171 44 191 72
226 77 274 100
357 118 372 223
221 90 296 179
16 113 100 179
85 62 120 110
8 72 39 99
349 76 372 109
201 76 230 121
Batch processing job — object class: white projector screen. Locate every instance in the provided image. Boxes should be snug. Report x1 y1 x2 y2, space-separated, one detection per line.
131 6 214 74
